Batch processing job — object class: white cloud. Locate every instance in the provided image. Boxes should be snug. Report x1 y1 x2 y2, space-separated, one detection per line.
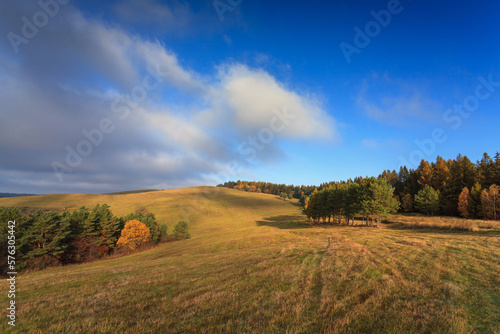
0 2 338 193
216 64 337 140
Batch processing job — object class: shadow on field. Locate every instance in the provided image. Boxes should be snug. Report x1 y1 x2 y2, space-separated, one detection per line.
384 221 500 237
256 215 311 229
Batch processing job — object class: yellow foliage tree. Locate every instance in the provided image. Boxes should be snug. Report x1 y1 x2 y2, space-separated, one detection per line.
116 219 150 250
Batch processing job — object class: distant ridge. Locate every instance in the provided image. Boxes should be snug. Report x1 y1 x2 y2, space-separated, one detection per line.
0 193 38 198
103 189 160 195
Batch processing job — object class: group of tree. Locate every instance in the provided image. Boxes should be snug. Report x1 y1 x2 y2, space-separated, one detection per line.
218 181 316 199
220 152 500 220
0 204 190 274
383 152 500 218
304 177 399 227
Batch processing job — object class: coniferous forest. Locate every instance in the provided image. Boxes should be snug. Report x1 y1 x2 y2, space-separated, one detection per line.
219 152 500 221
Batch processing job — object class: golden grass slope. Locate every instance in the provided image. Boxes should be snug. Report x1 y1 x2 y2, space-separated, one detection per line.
0 187 499 333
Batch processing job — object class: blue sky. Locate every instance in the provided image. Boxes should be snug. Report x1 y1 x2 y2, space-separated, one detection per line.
1 0 499 193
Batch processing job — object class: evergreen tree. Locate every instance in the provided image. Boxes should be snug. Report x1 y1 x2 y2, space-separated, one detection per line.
477 152 495 188
20 211 71 260
469 182 483 218
414 186 440 216
360 177 399 227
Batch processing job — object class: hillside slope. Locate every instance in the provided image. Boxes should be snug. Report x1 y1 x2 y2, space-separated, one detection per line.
1 187 499 333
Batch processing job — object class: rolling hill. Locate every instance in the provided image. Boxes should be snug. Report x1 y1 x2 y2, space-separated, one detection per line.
0 187 499 333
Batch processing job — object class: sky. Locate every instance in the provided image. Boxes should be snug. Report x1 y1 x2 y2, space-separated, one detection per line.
0 0 499 194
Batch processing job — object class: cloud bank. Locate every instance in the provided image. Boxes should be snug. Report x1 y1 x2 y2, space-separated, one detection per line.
0 2 337 193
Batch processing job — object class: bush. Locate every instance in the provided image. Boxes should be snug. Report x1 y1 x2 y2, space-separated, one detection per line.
172 221 191 240
116 220 151 250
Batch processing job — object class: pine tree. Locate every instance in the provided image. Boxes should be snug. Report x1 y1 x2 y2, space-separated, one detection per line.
477 152 495 188
469 182 483 218
20 211 71 260
360 177 399 227
414 186 440 216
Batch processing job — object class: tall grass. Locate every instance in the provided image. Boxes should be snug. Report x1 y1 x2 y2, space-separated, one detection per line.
386 214 500 231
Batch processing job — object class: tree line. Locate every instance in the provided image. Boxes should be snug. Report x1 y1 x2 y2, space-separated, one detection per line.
219 152 500 220
0 204 190 275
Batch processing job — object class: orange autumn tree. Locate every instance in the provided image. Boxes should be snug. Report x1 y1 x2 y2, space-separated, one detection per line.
116 219 150 250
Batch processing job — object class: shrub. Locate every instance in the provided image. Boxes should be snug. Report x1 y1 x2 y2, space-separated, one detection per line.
172 221 191 240
116 220 150 250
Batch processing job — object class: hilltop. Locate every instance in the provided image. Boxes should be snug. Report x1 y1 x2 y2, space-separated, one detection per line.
0 187 498 333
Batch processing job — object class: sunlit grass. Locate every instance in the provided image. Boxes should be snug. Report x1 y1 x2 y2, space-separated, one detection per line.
0 187 499 333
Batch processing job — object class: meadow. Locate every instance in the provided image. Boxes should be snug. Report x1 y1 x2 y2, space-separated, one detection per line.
0 187 499 333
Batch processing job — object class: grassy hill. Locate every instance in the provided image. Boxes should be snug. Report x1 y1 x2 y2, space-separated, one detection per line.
1 187 499 333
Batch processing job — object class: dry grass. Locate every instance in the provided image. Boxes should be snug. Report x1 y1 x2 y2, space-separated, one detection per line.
386 214 500 232
0 188 499 333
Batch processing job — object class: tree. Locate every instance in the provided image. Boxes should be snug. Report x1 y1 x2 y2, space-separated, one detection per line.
417 159 434 188
83 204 121 254
469 182 483 218
344 182 363 225
481 184 500 220
20 211 71 260
116 220 151 250
414 186 440 216
360 177 399 227
306 188 320 223
123 211 161 242
432 156 451 194
458 187 470 218
172 221 191 239
401 193 413 212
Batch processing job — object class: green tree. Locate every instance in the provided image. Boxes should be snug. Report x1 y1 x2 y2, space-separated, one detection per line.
414 186 440 216
360 178 399 227
173 221 191 239
20 211 71 260
83 204 120 254
469 182 483 218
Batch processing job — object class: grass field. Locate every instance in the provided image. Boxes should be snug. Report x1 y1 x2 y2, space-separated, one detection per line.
1 187 499 333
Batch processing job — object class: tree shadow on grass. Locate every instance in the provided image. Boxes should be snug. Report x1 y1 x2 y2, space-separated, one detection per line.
256 215 374 230
256 215 312 229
